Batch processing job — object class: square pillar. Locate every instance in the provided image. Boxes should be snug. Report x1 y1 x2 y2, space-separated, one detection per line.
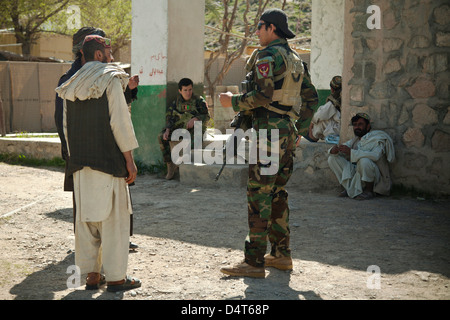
131 0 205 165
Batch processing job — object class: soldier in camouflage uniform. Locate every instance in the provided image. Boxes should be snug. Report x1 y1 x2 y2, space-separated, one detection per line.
296 64 319 139
219 9 318 278
158 78 210 179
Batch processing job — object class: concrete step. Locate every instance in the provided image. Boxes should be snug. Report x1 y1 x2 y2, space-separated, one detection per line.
179 138 339 192
175 129 251 166
177 129 249 188
202 129 249 151
180 162 248 188
0 131 339 192
0 134 61 160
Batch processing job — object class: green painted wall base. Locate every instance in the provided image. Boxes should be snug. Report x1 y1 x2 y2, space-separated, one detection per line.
132 82 205 166
132 85 330 166
131 85 166 165
317 89 331 107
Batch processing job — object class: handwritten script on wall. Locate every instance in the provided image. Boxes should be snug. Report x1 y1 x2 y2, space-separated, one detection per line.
138 52 168 83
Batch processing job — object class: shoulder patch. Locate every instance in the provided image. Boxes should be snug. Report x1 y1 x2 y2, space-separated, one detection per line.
256 57 274 79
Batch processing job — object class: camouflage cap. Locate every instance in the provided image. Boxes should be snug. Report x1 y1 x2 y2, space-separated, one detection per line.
330 76 342 91
351 113 371 125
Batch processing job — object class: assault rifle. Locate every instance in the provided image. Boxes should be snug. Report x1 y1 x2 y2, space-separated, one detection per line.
214 111 252 181
215 72 254 181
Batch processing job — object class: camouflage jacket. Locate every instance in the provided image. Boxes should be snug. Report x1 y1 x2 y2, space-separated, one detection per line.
231 38 318 135
165 94 210 131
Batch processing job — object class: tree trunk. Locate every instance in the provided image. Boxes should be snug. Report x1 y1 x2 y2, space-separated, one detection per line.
20 39 32 58
0 89 6 136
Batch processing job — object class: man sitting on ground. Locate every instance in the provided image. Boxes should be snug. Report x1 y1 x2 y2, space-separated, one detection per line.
328 113 395 200
306 75 342 144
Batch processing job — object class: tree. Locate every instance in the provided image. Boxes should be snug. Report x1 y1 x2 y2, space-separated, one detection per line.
0 0 70 57
53 0 132 58
0 0 132 58
203 0 311 104
204 0 271 101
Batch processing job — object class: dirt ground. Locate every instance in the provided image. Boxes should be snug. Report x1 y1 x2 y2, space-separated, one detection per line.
0 162 449 302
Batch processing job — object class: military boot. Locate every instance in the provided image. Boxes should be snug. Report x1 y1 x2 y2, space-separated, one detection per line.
264 254 293 271
165 161 178 180
220 262 265 278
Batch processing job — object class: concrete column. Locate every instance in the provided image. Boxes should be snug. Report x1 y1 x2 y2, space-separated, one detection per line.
131 0 205 165
310 0 345 106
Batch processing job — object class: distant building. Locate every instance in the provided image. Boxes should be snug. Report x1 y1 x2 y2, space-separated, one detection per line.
0 30 73 61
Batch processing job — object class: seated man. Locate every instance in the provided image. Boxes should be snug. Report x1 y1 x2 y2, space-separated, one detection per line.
328 113 395 200
307 75 342 143
157 78 210 180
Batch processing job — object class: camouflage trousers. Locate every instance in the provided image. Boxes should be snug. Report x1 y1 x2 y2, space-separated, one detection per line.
157 128 198 163
245 116 296 268
157 131 173 163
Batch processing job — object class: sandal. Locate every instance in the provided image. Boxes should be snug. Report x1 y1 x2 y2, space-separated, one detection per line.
107 275 142 292
339 190 348 197
85 274 106 290
355 192 374 200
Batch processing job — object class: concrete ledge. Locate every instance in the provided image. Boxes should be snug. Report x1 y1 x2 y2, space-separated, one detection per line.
0 132 340 192
180 163 248 188
179 139 339 192
0 134 61 160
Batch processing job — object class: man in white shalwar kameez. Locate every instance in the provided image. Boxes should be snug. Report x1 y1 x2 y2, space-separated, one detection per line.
328 113 395 200
309 99 340 141
307 76 342 143
55 35 141 292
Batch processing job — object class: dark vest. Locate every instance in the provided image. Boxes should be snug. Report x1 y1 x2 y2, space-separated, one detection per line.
66 92 128 178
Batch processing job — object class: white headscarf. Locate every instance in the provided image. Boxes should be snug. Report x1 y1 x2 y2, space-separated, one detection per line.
55 61 129 102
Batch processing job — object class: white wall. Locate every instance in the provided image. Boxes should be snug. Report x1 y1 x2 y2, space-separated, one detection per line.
167 0 205 84
311 0 345 90
131 0 169 86
131 0 205 86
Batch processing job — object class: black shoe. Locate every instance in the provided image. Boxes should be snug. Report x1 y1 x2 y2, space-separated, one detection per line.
129 241 139 250
107 275 141 292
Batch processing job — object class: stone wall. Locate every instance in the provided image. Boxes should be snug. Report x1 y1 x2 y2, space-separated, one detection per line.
342 0 450 196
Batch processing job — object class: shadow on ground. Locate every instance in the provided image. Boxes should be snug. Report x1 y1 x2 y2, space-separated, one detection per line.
44 175 450 279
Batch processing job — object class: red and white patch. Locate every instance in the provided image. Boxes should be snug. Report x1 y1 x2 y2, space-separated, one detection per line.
257 62 270 78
